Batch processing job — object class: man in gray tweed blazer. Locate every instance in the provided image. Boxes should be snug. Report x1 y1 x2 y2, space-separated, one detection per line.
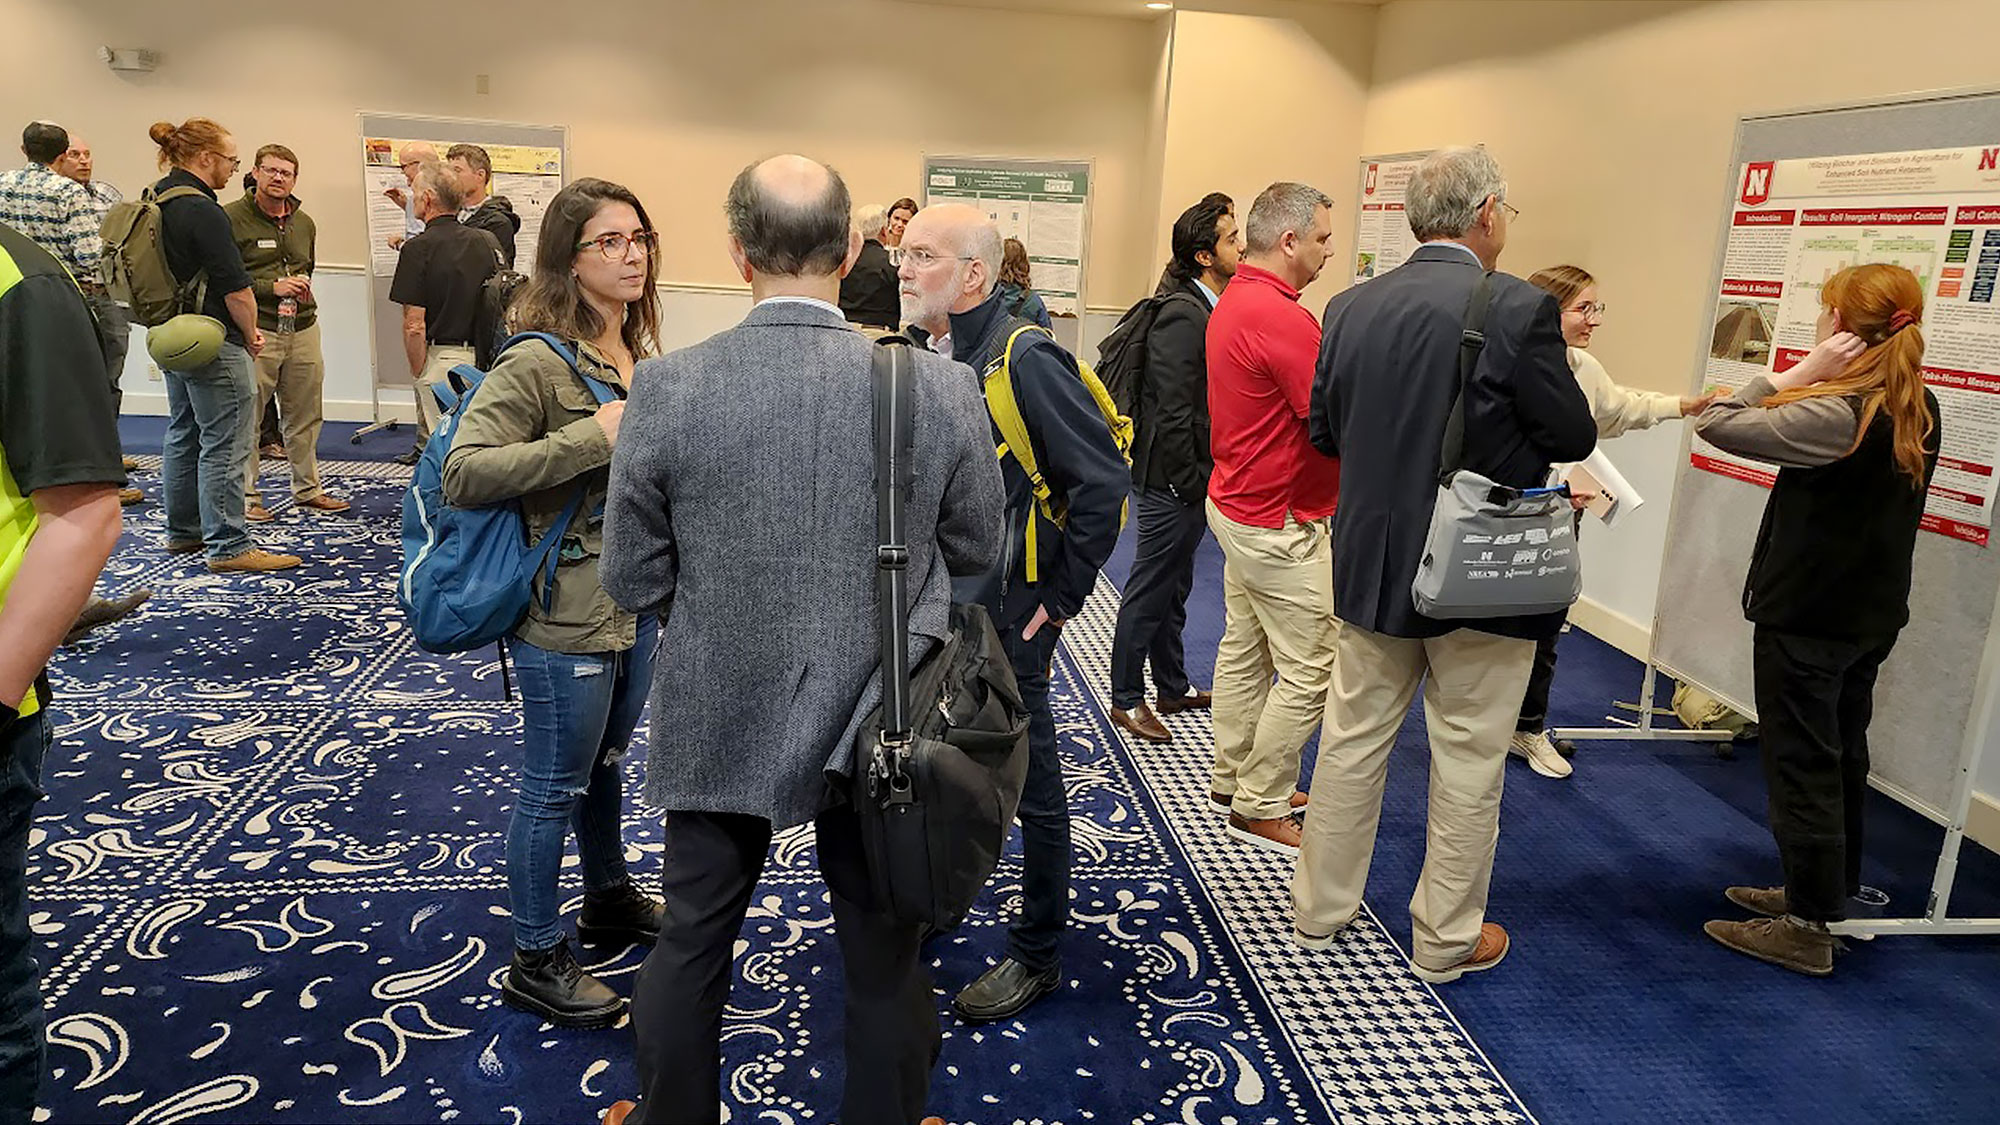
600 155 1003 1125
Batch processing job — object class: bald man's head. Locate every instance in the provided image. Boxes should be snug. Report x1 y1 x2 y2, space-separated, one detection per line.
896 203 1003 329
722 154 854 279
399 141 437 183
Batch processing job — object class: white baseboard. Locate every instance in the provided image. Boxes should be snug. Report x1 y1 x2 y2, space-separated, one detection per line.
120 393 415 426
1969 792 2000 854
1568 595 1651 661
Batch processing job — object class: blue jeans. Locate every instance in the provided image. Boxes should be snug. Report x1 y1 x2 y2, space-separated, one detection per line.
507 625 656 952
1003 623 1067 973
161 342 254 560
1 711 52 1125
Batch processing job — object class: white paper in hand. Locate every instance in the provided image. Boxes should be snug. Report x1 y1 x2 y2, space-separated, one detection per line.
1561 448 1643 529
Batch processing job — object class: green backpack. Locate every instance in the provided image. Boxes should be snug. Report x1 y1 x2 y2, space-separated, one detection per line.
100 185 208 327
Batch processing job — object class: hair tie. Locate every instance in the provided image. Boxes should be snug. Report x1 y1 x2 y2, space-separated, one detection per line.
1888 308 1919 334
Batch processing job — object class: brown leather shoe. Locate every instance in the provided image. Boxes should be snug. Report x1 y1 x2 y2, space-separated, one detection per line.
165 538 204 554
1725 885 1788 918
602 1101 636 1125
122 455 139 470
1412 922 1510 983
1225 811 1302 856
207 548 302 573
1156 688 1212 715
245 503 275 523
299 494 351 513
119 488 145 506
1110 702 1171 743
1704 914 1834 977
1209 790 1308 816
260 442 286 460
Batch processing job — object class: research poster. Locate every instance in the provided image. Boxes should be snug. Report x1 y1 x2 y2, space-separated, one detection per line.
1352 153 1431 287
923 156 1090 316
363 137 564 278
1691 143 2000 545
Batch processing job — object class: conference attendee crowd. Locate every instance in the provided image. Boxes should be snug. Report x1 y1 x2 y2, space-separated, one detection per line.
0 116 1939 1124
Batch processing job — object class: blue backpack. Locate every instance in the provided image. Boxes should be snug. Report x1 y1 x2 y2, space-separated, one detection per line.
397 332 619 654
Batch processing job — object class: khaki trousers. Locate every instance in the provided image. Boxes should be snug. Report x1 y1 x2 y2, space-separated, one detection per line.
242 320 327 502
1205 500 1338 820
1293 621 1536 970
413 343 476 443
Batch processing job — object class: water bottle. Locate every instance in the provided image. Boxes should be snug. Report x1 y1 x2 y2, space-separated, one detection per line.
277 295 297 336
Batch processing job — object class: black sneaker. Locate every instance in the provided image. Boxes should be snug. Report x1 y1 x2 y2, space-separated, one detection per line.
951 957 1061 1024
500 937 624 1028
577 882 664 948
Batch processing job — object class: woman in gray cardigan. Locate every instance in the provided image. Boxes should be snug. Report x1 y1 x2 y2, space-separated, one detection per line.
441 178 665 1027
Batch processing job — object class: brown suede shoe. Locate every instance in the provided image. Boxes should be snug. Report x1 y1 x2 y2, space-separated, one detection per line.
602 1101 636 1125
1725 885 1788 918
207 548 303 573
1226 811 1302 856
260 442 286 460
122 455 139 471
245 503 276 523
119 488 145 506
299 494 352 513
1156 688 1212 715
1210 790 1308 816
1412 922 1510 983
1111 702 1172 743
1704 915 1834 977
165 538 204 555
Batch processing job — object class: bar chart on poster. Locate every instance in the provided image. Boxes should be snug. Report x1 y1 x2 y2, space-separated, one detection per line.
922 155 1091 316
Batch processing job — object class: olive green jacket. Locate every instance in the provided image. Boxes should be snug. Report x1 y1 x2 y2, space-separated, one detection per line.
222 190 317 330
440 337 635 653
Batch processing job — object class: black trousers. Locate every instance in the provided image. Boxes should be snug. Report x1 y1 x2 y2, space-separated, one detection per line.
1750 626 1898 922
1516 513 1580 732
629 807 939 1125
1109 486 1206 711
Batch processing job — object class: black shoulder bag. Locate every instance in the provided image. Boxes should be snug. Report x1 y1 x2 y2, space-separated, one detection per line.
853 337 1031 930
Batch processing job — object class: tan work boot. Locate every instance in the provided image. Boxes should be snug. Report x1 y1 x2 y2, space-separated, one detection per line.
119 488 145 506
1226 811 1303 856
1703 914 1834 977
1110 701 1171 743
1412 922 1510 983
1725 885 1787 918
208 548 302 573
245 502 275 523
300 494 352 513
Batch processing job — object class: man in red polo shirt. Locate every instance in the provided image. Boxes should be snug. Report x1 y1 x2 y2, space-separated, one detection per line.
1204 181 1340 855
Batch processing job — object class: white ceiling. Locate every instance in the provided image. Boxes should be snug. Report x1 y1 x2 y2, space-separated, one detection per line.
896 0 1394 21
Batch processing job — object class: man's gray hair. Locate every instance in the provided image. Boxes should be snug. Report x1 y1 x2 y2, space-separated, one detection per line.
963 222 1004 296
414 160 463 213
724 157 853 277
852 203 888 241
1405 146 1506 241
1243 182 1332 254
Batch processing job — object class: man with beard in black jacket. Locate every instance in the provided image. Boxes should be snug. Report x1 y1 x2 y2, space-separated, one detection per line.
448 144 521 269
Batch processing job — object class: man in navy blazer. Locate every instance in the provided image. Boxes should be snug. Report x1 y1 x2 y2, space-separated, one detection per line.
1293 147 1595 984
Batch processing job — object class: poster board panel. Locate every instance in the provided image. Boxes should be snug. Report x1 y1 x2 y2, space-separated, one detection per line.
1352 151 1433 288
922 155 1091 317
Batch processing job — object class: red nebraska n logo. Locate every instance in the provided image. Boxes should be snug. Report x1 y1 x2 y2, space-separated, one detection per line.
1741 162 1774 206
1364 163 1379 196
1981 148 2000 172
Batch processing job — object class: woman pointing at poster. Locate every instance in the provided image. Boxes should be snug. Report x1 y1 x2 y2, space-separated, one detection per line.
1693 262 1940 977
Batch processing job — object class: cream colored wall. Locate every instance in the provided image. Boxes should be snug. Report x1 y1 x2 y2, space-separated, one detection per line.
1157 2 1376 316
8 0 1164 300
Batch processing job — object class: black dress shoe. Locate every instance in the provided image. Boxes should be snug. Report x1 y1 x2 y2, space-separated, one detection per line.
501 937 624 1028
391 447 422 466
577 882 664 948
952 957 1061 1024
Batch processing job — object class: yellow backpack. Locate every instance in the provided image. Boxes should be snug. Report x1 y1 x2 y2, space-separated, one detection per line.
980 324 1135 583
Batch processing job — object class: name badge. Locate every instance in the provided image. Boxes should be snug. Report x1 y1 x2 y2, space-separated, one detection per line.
257 239 278 249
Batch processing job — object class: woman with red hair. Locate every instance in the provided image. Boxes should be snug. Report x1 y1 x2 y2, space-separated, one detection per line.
1694 262 1939 976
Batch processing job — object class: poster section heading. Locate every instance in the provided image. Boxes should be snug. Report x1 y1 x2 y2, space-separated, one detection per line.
1352 156 1428 288
1694 142 2000 546
363 137 564 278
924 159 1089 317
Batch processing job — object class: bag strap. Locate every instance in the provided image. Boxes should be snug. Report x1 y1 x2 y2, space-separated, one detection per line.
983 324 1056 510
497 331 619 607
501 331 622 405
147 185 213 315
872 336 918 744
1436 271 1495 483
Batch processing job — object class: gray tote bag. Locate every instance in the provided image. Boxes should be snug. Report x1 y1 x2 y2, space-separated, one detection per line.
1411 273 1583 619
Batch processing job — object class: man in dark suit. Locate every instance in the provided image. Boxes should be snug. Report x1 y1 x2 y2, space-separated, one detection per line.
1109 194 1240 743
839 202 901 332
898 202 1130 1025
1293 146 1595 983
600 155 1003 1125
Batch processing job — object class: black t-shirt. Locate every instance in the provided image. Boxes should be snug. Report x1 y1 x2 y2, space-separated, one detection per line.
389 215 503 345
839 238 900 329
154 169 255 344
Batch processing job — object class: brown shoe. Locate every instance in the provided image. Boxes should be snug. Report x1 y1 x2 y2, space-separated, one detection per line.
122 455 139 470
1111 701 1171 743
1704 915 1834 977
602 1101 636 1125
299 494 351 513
119 488 145 506
1725 885 1788 918
207 548 302 573
1412 922 1510 983
260 442 286 460
165 538 204 555
1226 811 1302 856
1209 790 1309 817
245 503 275 523
1156 688 1212 715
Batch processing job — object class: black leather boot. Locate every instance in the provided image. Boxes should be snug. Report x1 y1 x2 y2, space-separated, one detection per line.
577 882 665 948
501 937 624 1028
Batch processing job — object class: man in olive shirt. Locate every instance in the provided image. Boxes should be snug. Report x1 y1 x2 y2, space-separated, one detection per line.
225 144 348 520
389 161 502 443
0 220 125 1124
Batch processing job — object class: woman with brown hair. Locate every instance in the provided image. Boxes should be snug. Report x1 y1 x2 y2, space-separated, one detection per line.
1695 262 1940 976
441 177 665 1024
1507 265 1714 778
882 196 917 265
998 236 1053 328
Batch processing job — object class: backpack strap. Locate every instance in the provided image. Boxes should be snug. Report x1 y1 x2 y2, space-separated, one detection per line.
148 185 213 315
495 331 621 604
502 331 622 405
983 324 1063 584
